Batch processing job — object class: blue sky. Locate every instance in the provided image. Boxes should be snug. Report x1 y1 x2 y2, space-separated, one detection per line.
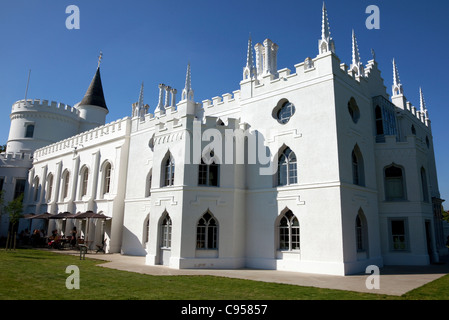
0 0 448 205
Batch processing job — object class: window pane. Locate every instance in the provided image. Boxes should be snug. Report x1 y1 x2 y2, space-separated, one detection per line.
207 225 217 249
278 162 288 186
291 226 300 250
25 125 34 138
196 226 205 249
386 178 404 199
279 226 289 250
391 220 406 251
198 163 207 185
209 164 219 186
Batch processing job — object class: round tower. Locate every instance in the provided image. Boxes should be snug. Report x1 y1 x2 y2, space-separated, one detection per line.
6 99 81 154
75 66 109 133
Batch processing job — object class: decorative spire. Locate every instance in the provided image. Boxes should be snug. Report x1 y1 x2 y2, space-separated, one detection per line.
392 58 403 96
419 87 427 112
321 3 330 41
351 30 363 77
243 34 256 80
97 51 103 68
246 33 254 68
138 82 144 109
182 63 194 101
319 2 335 54
133 82 146 118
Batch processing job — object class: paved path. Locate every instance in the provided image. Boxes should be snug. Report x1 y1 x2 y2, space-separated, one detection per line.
63 251 449 296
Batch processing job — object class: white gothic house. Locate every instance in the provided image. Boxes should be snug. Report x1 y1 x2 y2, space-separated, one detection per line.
0 4 445 275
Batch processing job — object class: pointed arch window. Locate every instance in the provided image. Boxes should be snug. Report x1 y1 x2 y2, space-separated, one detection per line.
47 174 54 202
196 211 218 249
164 155 175 187
355 209 368 253
278 210 300 251
103 163 112 195
352 146 365 186
278 147 297 186
421 167 429 203
375 105 384 136
146 170 152 197
198 152 219 187
33 177 39 202
384 165 406 201
160 213 172 248
81 168 89 197
62 171 70 200
143 215 150 244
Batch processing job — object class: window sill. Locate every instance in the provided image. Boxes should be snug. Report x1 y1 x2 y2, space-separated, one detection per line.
195 249 218 258
276 250 300 259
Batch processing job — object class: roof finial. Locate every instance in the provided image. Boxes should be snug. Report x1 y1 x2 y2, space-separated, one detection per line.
243 33 256 80
322 2 330 41
419 87 427 112
319 2 335 54
392 58 403 96
185 62 191 91
182 63 194 101
351 30 363 76
138 82 144 108
98 51 103 68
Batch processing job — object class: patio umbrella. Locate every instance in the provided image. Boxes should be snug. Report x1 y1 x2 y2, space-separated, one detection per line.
48 212 73 219
26 213 52 220
73 211 110 248
73 211 110 219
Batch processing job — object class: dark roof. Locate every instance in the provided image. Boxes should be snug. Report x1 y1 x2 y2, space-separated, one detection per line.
79 67 108 110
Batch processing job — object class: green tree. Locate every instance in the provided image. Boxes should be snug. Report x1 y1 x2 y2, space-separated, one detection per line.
2 193 24 250
442 208 449 223
0 145 6 153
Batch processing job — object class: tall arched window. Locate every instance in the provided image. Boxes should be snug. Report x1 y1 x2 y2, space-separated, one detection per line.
352 145 365 186
355 209 368 254
421 167 429 203
278 210 300 251
196 211 218 249
25 124 35 138
145 170 152 197
143 215 150 244
198 153 219 187
33 177 39 202
103 163 111 195
278 147 297 186
160 213 172 248
47 173 53 202
62 171 70 200
164 155 175 187
81 167 89 197
385 165 405 201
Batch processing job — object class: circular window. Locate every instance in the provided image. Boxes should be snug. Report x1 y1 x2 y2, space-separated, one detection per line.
276 102 295 124
148 134 155 151
348 97 360 123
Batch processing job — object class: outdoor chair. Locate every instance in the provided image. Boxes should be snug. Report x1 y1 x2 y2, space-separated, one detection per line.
96 238 107 254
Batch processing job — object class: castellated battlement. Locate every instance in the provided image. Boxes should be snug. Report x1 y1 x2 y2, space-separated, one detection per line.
0 151 33 163
33 116 131 161
12 99 81 119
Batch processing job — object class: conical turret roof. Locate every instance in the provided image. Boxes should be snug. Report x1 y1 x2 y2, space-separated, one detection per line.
80 67 108 110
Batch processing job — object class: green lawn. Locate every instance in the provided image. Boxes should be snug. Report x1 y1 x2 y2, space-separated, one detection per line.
0 249 447 300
